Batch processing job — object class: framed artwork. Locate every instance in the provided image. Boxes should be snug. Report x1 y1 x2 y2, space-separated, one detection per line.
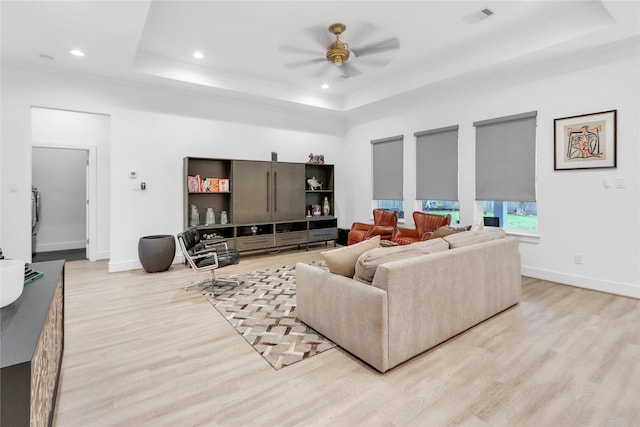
554 110 617 170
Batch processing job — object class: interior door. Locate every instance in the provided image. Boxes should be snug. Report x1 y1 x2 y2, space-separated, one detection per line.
85 155 90 255
232 160 272 223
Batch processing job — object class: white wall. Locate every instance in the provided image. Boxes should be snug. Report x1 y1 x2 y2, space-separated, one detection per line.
0 64 345 270
342 41 640 298
32 147 87 252
109 109 344 271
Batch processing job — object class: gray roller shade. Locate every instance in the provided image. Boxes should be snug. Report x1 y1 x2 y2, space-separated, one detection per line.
474 111 537 202
371 135 403 200
415 125 459 200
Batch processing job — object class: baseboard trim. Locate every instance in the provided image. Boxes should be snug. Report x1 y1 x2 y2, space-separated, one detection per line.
521 266 639 299
108 254 184 273
36 241 85 252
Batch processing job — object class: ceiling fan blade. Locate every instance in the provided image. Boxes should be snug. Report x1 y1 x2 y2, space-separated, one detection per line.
343 22 378 46
278 44 321 57
312 63 336 78
283 58 326 69
353 55 393 67
303 25 333 50
341 63 363 78
351 37 400 58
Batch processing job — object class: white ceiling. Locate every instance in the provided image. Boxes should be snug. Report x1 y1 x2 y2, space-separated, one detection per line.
2 1 638 113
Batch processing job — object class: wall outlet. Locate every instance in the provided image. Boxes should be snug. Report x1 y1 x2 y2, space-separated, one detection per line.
574 254 583 265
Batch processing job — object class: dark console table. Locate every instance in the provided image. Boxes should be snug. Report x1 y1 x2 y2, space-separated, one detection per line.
1 260 65 427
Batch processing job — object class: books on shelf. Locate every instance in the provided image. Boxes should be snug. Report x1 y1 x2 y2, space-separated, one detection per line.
187 175 230 193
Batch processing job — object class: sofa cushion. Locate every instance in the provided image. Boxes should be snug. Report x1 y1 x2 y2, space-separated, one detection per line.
443 228 506 249
321 235 381 277
354 238 450 283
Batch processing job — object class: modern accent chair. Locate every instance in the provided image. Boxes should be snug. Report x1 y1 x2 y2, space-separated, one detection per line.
177 227 240 293
348 209 399 245
391 212 452 245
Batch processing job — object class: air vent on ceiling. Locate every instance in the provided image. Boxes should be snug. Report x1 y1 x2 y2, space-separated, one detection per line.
463 7 496 24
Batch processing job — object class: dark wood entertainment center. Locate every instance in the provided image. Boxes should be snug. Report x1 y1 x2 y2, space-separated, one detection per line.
183 157 337 252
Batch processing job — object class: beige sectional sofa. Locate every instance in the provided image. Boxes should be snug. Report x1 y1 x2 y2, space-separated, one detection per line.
295 229 521 372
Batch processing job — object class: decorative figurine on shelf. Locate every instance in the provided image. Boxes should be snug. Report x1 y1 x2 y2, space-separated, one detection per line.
323 196 331 216
307 177 323 191
307 153 325 164
312 204 321 217
250 225 258 235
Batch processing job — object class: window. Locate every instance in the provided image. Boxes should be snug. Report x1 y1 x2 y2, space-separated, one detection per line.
422 200 459 224
372 135 404 219
377 200 404 219
483 201 537 231
415 125 459 224
474 112 537 231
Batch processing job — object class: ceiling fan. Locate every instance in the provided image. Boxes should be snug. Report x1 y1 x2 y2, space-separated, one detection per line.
279 22 400 79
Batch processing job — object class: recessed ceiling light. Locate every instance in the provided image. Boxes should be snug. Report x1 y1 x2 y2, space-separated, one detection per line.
193 51 204 59
321 83 329 89
69 49 85 57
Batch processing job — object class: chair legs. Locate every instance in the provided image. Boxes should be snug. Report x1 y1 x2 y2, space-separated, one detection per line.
184 269 239 294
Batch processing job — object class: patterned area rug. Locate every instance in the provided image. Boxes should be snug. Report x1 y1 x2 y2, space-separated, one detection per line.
200 263 335 370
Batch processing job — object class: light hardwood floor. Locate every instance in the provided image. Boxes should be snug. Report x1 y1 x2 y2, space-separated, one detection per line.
53 247 639 426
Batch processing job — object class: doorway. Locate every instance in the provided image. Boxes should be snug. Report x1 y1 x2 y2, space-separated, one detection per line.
31 147 89 262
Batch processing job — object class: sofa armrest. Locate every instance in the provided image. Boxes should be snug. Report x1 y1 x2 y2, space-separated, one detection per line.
295 263 389 372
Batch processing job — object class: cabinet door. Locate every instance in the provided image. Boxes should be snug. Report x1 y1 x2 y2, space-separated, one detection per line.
272 162 305 221
232 160 272 223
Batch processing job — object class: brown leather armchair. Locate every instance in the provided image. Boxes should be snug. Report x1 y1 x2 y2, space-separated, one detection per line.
348 209 399 245
391 212 451 245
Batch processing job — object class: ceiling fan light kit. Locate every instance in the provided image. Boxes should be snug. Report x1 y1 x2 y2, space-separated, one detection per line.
326 23 350 66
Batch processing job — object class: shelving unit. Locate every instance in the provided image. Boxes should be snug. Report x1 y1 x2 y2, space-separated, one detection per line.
305 163 334 216
184 157 338 252
183 157 232 227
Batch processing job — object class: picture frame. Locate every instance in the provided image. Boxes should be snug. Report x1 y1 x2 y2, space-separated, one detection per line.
554 110 617 170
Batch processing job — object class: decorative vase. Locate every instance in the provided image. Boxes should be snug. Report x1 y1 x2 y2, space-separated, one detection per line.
205 208 215 225
138 235 176 273
220 210 229 224
322 196 331 216
189 204 200 226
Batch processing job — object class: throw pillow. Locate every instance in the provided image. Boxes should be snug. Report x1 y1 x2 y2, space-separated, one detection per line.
321 235 381 278
354 238 450 283
431 226 459 239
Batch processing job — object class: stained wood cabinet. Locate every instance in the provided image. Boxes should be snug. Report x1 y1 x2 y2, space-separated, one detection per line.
232 160 305 223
